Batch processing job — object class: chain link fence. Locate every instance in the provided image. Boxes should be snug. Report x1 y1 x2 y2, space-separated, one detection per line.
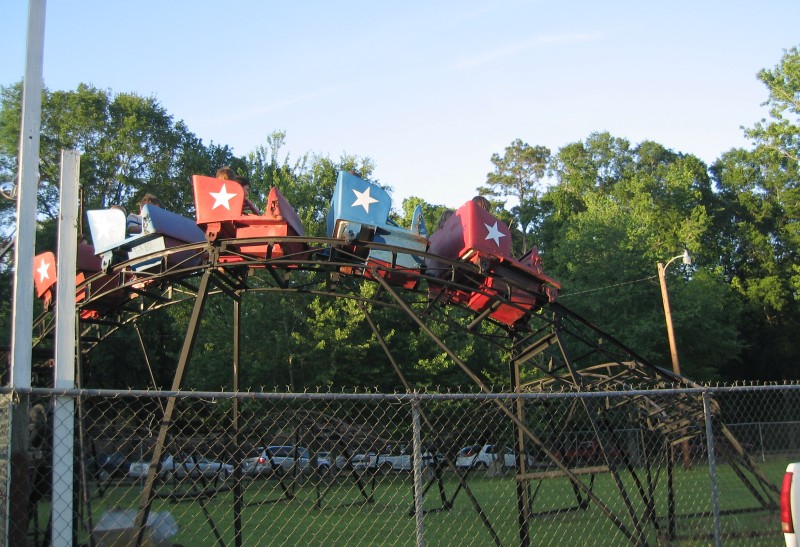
4 384 798 546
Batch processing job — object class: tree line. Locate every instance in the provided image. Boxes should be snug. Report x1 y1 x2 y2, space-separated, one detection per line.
1 46 798 390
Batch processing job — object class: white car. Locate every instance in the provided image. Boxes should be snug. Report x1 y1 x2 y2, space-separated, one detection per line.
129 453 233 480
317 452 348 469
352 446 443 473
782 462 799 546
456 444 533 470
242 446 329 476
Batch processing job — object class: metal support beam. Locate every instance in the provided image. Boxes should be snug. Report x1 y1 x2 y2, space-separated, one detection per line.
703 391 722 547
134 267 213 546
510 336 530 546
372 271 636 543
232 295 243 547
52 149 80 547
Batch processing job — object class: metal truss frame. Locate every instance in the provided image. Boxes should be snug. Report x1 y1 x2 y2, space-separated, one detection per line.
26 235 780 546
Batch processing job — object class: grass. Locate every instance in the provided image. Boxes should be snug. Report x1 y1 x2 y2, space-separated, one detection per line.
34 459 788 546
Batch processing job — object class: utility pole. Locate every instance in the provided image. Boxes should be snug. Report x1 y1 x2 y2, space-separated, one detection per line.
8 1 46 545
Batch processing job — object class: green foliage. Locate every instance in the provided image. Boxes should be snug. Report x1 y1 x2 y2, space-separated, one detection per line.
746 45 800 164
245 131 376 236
7 44 800 388
543 135 738 379
707 45 800 379
480 139 551 254
0 82 240 225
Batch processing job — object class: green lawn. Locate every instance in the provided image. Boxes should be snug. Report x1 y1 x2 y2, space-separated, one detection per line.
36 460 787 546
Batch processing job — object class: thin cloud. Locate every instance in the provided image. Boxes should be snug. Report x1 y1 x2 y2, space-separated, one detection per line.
450 33 600 71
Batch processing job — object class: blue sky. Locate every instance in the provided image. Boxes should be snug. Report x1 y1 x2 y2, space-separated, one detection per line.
2 1 799 209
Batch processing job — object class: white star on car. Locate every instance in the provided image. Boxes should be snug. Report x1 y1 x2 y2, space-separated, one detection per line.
484 222 505 246
351 187 379 212
97 222 114 246
210 183 237 210
37 258 51 282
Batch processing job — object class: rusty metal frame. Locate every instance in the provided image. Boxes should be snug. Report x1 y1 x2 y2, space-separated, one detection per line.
21 235 780 546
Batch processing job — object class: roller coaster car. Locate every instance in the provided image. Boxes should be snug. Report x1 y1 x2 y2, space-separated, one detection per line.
326 171 428 289
33 251 57 308
33 244 128 319
426 200 560 327
192 175 308 264
87 204 205 273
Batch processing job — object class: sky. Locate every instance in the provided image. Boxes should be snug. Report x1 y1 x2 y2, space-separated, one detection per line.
2 1 799 210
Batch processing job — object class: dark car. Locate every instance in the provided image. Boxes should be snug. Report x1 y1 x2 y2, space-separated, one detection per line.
90 452 129 481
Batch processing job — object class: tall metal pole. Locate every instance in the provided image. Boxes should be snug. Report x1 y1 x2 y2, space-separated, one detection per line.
8 1 46 545
52 150 80 547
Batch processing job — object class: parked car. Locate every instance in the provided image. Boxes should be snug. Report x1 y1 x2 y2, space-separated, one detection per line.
553 440 623 467
554 440 601 466
316 451 348 469
128 453 233 480
456 444 534 470
90 452 129 481
242 446 329 476
352 446 443 474
782 462 799 546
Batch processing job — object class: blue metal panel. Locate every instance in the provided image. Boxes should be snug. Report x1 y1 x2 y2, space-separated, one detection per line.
327 171 392 236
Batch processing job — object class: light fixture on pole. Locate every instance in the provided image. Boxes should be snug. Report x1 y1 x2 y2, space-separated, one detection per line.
657 250 691 376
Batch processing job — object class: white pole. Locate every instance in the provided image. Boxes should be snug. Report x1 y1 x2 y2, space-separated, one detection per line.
52 150 80 547
8 1 46 545
10 0 46 388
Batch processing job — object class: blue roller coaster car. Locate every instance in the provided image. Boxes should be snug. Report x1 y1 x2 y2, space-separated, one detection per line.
326 171 428 289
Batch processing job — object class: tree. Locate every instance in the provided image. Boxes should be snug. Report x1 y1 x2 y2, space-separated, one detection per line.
481 139 551 254
0 82 240 223
246 131 376 237
746 46 800 164
0 82 243 389
542 135 736 379
707 47 800 379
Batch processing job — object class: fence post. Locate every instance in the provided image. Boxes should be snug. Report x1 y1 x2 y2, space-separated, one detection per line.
702 391 722 547
411 394 425 547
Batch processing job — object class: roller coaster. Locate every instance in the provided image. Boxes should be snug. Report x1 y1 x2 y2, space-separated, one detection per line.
27 170 778 545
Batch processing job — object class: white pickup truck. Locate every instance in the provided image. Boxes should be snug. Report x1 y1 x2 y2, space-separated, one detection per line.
352 446 441 473
783 463 800 546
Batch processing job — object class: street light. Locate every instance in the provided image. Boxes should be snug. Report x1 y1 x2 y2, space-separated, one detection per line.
657 250 691 376
658 250 692 470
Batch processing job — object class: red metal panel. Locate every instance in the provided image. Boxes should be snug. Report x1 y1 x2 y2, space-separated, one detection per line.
193 175 245 225
33 252 56 298
458 201 512 258
77 243 102 272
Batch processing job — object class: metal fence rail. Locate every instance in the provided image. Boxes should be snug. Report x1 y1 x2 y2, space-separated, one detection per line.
4 384 797 546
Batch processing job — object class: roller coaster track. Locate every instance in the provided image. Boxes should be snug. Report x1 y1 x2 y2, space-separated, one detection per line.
25 236 779 546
